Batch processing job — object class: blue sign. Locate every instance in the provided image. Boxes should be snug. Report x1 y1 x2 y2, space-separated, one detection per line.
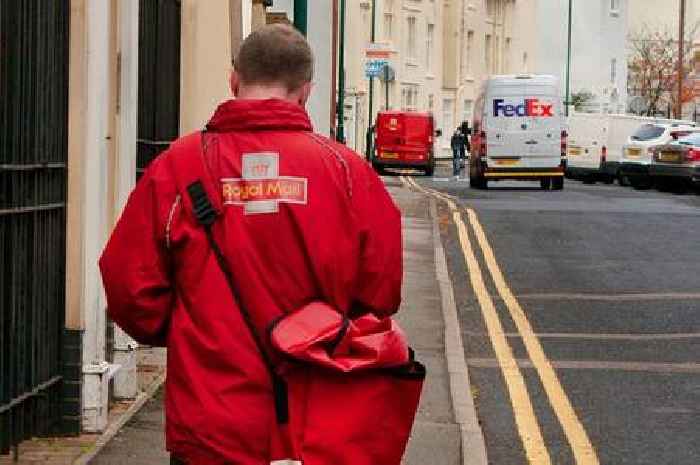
365 59 388 78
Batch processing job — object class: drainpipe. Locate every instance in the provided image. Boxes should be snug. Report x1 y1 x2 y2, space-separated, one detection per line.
336 0 346 143
565 0 573 117
677 0 686 119
294 0 307 35
365 0 376 160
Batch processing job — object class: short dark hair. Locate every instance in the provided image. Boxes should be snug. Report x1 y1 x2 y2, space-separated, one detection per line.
234 24 314 91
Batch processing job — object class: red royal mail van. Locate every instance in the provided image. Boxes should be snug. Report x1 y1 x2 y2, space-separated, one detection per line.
373 111 438 176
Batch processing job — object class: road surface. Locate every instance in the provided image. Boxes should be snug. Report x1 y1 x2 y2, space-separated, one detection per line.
406 163 700 465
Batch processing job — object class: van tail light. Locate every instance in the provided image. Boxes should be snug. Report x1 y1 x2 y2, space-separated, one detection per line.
480 131 487 157
561 130 568 158
601 146 607 164
685 148 700 162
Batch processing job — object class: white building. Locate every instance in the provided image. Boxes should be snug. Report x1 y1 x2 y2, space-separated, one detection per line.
628 0 699 38
530 0 629 113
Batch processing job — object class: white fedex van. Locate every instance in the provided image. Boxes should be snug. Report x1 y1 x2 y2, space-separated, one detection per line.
470 75 566 190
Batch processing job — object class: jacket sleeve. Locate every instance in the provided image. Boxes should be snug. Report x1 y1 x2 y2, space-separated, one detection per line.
99 161 174 346
351 163 403 318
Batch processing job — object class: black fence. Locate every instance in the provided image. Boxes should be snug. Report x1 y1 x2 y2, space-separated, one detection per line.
0 0 70 457
138 0 182 177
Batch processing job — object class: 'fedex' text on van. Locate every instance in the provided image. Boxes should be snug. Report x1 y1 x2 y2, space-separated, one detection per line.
493 99 554 118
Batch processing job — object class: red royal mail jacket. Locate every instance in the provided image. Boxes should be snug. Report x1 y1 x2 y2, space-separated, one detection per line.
99 99 403 464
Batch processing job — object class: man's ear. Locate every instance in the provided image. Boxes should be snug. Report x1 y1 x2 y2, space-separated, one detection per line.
230 70 241 97
297 81 313 107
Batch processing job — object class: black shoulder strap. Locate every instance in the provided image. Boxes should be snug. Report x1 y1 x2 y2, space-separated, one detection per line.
184 136 288 425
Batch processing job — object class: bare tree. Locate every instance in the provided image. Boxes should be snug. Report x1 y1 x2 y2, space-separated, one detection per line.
628 25 697 117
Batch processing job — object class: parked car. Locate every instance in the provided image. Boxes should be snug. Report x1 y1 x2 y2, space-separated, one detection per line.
373 111 438 176
649 132 700 189
619 122 698 189
470 74 566 190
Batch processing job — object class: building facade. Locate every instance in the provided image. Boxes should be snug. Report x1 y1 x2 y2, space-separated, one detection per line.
341 0 533 158
1 1 268 450
528 0 628 114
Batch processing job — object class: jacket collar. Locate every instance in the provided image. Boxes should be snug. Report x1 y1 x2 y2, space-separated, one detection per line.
206 98 313 133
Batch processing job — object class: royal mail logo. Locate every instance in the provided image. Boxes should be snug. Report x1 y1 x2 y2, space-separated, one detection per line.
493 98 554 118
222 153 308 214
222 178 307 204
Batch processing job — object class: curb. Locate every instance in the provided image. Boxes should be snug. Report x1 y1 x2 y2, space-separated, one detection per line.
429 198 489 465
73 372 166 465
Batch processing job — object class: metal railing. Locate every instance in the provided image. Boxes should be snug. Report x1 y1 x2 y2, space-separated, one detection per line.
0 0 69 457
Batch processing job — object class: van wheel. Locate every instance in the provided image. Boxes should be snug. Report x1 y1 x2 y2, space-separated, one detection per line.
552 177 564 191
540 178 552 190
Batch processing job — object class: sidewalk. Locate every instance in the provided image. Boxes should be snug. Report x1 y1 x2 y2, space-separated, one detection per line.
88 177 485 465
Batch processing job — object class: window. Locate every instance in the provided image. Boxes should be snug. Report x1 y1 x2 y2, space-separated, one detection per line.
486 0 495 18
505 38 511 72
426 23 435 72
383 0 393 41
610 0 619 11
402 85 419 111
384 13 393 41
466 31 474 76
495 36 501 72
442 98 455 139
407 17 417 61
459 17 465 78
631 124 665 141
610 58 617 83
523 52 528 73
463 100 473 123
485 35 492 74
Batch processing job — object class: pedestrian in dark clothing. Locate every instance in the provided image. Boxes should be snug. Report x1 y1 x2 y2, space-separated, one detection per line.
451 129 464 177
460 122 471 160
450 128 467 177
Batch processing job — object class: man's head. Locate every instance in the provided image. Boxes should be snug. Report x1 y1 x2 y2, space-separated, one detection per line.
231 24 314 106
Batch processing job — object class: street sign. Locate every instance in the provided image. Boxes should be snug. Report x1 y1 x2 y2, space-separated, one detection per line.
365 43 393 79
365 60 388 78
379 64 395 82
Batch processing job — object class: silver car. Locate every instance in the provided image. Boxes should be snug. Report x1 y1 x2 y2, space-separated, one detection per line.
649 132 700 190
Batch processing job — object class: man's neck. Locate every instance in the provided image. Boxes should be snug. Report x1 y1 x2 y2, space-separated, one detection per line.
236 85 294 103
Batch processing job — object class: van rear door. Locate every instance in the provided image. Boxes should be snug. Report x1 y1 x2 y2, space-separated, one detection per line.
486 80 561 169
402 114 431 161
523 82 561 168
486 84 532 165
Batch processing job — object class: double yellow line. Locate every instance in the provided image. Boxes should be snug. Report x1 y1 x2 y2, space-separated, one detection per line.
401 176 599 465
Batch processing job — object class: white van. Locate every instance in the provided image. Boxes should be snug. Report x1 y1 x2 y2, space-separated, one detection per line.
470 75 566 190
566 113 611 183
602 114 649 182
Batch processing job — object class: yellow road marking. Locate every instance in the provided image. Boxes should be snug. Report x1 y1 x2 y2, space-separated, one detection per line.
467 210 599 465
401 176 552 465
402 175 600 465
